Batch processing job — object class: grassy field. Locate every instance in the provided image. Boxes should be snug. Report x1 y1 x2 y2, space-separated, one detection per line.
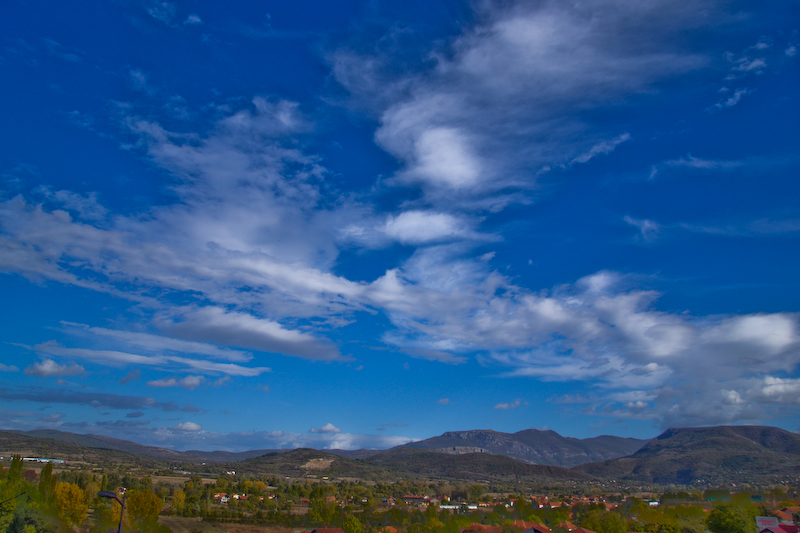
158 517 227 533
158 517 296 533
153 475 217 485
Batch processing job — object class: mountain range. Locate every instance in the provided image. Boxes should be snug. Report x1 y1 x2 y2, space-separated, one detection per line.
3 425 800 486
403 428 647 467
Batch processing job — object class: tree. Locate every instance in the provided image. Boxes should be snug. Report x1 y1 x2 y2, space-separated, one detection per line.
343 514 363 533
7 456 23 484
581 510 627 533
172 488 186 515
126 490 164 533
707 502 758 533
54 482 88 529
468 485 484 502
39 463 58 504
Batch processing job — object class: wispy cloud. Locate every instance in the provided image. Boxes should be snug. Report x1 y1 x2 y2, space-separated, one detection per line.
30 338 270 377
145 2 176 24
624 216 660 243
571 133 631 165
0 386 197 412
649 154 742 179
335 1 704 208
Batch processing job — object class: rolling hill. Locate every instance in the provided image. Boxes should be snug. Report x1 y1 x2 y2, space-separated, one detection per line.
238 447 593 483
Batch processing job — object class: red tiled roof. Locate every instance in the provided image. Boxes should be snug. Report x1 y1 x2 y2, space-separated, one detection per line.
462 524 503 533
520 523 552 533
758 527 799 533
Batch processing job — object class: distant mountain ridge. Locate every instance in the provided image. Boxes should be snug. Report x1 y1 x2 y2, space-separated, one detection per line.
3 425 800 486
7 427 647 468
573 425 800 484
400 428 648 467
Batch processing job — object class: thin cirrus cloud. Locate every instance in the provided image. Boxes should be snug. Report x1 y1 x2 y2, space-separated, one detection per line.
31 341 270 377
0 387 198 413
61 322 253 362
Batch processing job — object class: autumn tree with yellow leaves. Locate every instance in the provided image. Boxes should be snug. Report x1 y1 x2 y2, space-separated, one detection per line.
54 482 88 529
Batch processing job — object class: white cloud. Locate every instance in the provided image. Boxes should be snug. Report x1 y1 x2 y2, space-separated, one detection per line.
650 154 742 178
756 377 800 404
33 341 269 377
436 398 449 405
309 423 341 434
624 216 660 242
62 322 252 362
184 14 202 25
403 127 481 189
383 211 471 244
35 187 108 221
171 421 202 432
571 133 631 165
338 0 705 206
709 87 750 110
129 69 154 94
494 399 524 410
146 2 176 23
24 359 84 377
0 364 19 372
158 306 344 361
147 375 205 390
733 57 766 72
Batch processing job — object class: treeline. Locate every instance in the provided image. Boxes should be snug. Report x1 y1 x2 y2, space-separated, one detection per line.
162 473 790 533
0 455 170 533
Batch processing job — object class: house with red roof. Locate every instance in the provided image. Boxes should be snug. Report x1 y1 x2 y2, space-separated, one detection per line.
519 522 553 533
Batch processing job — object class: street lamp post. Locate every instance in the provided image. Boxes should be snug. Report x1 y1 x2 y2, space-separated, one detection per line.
98 490 126 533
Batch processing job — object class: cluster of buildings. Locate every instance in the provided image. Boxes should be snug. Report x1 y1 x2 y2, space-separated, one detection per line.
213 492 271 504
756 508 800 533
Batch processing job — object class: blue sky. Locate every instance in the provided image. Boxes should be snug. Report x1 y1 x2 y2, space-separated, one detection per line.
0 0 798 452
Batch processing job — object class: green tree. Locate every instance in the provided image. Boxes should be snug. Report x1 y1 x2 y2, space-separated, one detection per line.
581 510 627 533
468 485 484 502
39 463 58 504
7 456 24 484
343 514 363 533
707 502 758 533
